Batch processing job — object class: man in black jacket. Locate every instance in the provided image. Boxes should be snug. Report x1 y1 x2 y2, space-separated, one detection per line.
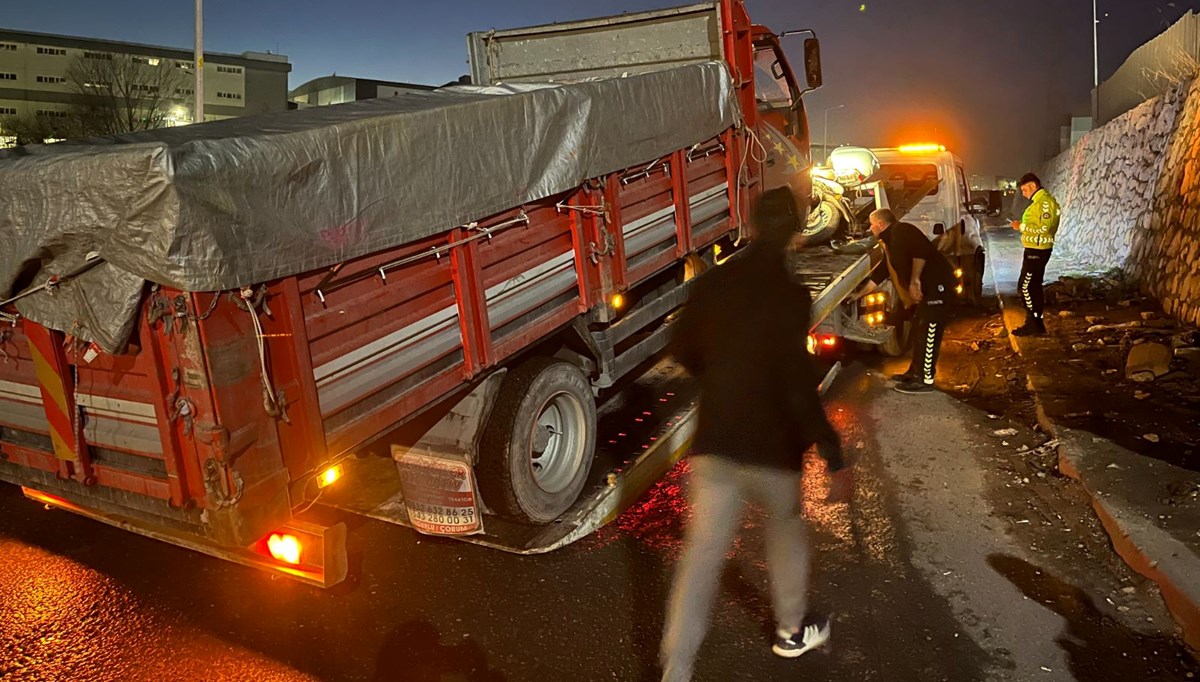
858 208 958 394
660 187 851 682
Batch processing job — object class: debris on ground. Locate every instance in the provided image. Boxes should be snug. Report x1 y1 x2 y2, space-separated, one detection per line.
1126 342 1173 380
1038 274 1200 468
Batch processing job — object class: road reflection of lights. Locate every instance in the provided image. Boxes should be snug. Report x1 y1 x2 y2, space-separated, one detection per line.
812 395 903 568
0 542 317 680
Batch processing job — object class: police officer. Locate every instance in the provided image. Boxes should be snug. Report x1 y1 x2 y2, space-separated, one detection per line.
858 209 958 394
1010 173 1061 336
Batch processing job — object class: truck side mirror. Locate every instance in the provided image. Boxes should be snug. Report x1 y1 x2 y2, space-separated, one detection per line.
803 38 823 89
933 223 946 235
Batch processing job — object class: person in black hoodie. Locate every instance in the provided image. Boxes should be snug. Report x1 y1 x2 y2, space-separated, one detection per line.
659 187 852 682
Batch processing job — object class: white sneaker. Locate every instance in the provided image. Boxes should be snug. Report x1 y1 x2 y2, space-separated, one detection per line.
771 615 831 659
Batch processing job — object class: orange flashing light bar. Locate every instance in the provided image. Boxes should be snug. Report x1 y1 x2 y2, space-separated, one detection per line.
898 143 946 154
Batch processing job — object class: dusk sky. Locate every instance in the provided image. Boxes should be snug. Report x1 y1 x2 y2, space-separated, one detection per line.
7 0 1199 176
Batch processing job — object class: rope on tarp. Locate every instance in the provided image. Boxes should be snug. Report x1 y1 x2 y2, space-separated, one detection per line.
0 252 105 311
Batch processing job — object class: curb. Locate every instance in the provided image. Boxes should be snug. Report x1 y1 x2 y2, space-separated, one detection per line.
991 267 1200 652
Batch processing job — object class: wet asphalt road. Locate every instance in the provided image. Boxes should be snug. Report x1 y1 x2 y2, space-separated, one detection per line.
1 363 1197 681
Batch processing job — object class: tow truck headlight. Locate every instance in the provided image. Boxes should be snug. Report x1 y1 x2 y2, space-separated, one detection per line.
955 268 964 278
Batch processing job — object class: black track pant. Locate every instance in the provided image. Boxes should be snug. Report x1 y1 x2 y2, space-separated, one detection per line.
907 283 953 385
1019 248 1053 320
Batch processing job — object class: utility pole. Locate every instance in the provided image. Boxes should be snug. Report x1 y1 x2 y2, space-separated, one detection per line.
1092 0 1101 123
195 0 204 123
1092 0 1099 88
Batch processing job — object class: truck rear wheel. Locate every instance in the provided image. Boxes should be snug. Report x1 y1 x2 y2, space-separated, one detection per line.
478 358 596 524
879 318 912 357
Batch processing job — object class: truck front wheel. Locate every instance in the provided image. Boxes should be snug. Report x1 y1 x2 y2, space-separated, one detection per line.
478 358 597 524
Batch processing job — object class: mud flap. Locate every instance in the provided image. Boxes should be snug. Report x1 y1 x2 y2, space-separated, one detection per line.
389 370 506 537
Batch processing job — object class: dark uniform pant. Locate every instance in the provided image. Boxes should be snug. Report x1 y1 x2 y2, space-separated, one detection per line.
1019 248 1053 321
909 281 953 385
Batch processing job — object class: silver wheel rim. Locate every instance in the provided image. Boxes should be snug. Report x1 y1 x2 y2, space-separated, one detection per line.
529 391 586 494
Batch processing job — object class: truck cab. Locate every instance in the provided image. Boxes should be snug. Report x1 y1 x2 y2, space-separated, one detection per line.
871 145 987 302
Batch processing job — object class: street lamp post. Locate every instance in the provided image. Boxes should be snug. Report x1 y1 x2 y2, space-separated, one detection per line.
823 104 845 163
1093 0 1099 88
194 0 204 123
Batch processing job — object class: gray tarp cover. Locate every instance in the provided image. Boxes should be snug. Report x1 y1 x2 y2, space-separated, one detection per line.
0 61 738 352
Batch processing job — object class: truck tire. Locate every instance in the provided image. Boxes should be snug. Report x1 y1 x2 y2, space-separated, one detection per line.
956 248 986 306
798 199 843 247
879 318 912 357
971 248 986 303
477 358 597 524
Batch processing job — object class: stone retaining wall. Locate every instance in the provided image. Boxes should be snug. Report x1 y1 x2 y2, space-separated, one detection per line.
1041 76 1200 326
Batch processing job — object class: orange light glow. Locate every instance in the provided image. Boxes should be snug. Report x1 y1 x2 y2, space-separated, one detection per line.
22 487 85 514
898 143 946 154
821 336 839 347
611 293 625 310
317 464 343 488
267 533 302 565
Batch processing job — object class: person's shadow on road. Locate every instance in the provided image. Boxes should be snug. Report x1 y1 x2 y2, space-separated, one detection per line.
987 554 1197 680
373 620 506 682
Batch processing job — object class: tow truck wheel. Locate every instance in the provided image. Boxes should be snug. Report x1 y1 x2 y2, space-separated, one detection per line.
971 248 986 303
478 358 597 525
878 293 913 357
879 318 912 357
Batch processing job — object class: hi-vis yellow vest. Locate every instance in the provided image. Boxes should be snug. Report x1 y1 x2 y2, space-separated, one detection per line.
1020 188 1060 250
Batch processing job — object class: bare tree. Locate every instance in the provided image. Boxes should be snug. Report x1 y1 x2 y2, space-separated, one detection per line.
66 53 190 136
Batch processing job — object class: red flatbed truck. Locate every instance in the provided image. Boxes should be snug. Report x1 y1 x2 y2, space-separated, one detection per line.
0 0 825 586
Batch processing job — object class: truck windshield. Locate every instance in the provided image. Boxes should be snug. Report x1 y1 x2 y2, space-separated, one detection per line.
753 48 792 104
882 163 940 197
